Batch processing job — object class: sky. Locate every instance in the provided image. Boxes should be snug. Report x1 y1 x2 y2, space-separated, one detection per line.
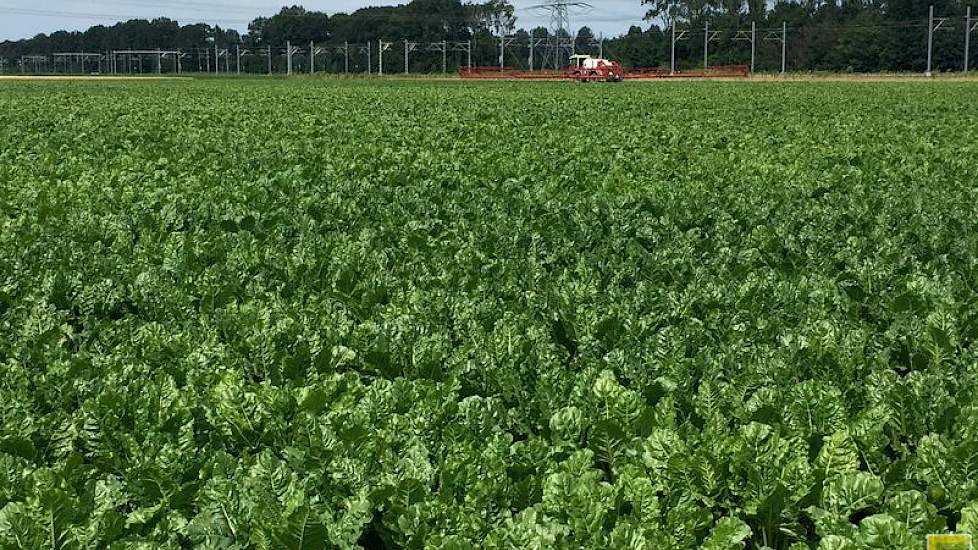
0 1 650 42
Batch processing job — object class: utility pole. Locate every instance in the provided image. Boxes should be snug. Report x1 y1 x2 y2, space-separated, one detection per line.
236 45 241 75
782 22 787 74
529 33 546 70
215 42 219 74
404 40 417 74
468 39 472 69
926 5 949 76
751 21 756 74
267 46 272 75
311 41 315 74
927 4 934 76
379 40 392 75
670 22 688 74
287 40 292 75
704 21 709 69
703 23 720 69
965 6 974 73
500 36 505 70
367 42 372 75
499 36 516 71
671 22 676 74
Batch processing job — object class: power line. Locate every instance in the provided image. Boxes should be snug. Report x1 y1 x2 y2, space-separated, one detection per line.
98 0 271 15
111 0 272 11
0 6 514 25
0 7 255 25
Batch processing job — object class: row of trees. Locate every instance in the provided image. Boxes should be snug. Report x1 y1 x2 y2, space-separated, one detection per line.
0 2 514 57
0 0 974 73
638 0 976 72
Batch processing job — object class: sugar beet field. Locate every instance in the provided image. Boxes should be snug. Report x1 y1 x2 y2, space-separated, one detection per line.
1 79 978 549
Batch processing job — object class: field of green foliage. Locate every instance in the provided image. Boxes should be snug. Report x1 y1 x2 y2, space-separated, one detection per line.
1 78 978 549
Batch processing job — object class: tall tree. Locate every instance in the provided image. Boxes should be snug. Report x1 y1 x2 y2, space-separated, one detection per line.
253 6 329 46
575 26 596 52
468 0 517 36
644 0 719 26
643 0 684 27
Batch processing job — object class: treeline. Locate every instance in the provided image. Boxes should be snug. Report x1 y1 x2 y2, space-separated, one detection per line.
0 0 974 73
0 1 517 73
634 0 975 72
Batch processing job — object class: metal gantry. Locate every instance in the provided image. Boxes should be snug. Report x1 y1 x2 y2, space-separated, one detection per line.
52 52 102 74
733 23 757 74
528 33 547 70
452 40 473 70
202 44 225 74
763 24 788 74
499 36 518 71
336 42 351 73
21 55 48 73
427 40 449 73
358 42 372 75
110 50 181 74
671 22 689 74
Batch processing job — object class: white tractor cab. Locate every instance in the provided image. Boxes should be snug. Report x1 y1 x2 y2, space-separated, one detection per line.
567 54 624 82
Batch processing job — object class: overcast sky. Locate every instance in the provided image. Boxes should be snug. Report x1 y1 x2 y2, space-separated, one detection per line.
0 1 649 42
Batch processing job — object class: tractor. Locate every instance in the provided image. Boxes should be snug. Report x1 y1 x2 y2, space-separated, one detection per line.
566 54 624 82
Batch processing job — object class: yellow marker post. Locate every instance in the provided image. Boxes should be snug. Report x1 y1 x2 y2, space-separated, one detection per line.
927 534 973 550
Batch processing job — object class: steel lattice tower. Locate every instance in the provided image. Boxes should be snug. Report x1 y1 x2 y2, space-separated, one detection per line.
528 1 592 69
